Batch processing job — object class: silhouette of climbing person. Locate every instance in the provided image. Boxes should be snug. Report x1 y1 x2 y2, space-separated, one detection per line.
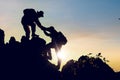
21 8 45 39
43 26 67 69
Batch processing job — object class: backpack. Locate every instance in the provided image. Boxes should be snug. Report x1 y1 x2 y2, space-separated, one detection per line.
56 32 67 45
23 8 37 16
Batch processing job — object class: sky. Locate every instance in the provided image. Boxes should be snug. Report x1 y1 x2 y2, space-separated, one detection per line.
0 0 120 71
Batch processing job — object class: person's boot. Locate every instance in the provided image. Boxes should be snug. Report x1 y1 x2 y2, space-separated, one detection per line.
26 35 30 39
32 33 39 37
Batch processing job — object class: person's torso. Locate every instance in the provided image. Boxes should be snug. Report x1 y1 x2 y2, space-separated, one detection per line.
22 15 38 24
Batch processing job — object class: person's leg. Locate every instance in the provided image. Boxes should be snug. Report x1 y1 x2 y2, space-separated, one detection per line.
57 58 61 69
47 48 52 60
55 44 62 69
46 43 53 60
31 23 36 36
23 25 30 39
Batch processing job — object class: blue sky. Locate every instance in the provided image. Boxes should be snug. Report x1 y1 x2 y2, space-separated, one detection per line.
0 0 120 71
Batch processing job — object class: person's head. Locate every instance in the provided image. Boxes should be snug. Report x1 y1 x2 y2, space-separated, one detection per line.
49 26 55 32
37 11 44 17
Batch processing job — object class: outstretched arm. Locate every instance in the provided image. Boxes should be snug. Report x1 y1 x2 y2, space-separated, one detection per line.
35 19 45 30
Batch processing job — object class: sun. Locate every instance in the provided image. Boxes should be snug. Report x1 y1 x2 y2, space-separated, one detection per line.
49 48 68 66
57 50 66 60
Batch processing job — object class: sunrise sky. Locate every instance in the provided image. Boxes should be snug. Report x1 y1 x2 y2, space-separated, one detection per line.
0 0 120 71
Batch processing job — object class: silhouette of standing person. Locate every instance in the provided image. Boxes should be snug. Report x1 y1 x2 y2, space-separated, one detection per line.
43 26 67 69
21 8 45 39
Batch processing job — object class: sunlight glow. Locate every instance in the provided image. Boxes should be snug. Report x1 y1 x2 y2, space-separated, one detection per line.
57 50 66 60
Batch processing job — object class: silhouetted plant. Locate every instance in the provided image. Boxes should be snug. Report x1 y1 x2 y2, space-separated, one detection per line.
62 54 116 80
